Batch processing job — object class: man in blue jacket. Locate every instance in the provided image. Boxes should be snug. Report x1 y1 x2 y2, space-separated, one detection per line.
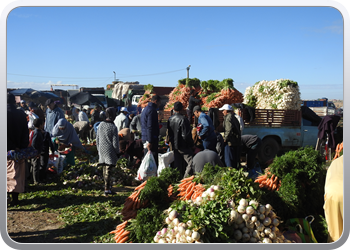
193 105 217 152
44 98 65 136
141 95 161 166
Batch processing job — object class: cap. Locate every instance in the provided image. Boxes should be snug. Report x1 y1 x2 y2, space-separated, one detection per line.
20 100 26 104
173 101 183 111
219 104 233 111
120 107 129 113
45 99 54 106
193 105 202 112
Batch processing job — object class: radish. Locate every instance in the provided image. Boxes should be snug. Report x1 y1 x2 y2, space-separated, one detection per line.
263 217 272 226
242 213 250 221
263 237 272 243
169 210 178 220
259 205 266 214
154 236 160 243
272 218 280 226
165 217 171 224
230 210 239 221
246 206 255 215
172 218 180 226
242 233 250 242
239 198 248 207
237 205 246 214
234 230 243 241
192 231 201 241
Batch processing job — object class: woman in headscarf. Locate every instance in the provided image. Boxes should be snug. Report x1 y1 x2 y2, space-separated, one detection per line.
51 118 86 169
96 107 120 196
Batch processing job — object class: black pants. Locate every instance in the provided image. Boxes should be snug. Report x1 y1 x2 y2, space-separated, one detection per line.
174 148 194 179
246 142 262 170
31 153 49 183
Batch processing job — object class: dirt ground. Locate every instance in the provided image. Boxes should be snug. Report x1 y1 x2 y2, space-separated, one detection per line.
6 186 134 244
6 210 65 243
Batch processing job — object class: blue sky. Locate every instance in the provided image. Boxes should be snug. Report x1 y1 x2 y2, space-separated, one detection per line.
6 6 344 100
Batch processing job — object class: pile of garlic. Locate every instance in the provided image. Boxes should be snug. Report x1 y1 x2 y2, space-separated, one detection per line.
243 79 302 110
229 198 293 243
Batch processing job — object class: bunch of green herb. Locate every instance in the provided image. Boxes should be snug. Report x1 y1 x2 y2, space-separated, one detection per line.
125 207 166 243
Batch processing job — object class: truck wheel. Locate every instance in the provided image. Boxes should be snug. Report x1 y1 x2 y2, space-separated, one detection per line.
258 137 280 164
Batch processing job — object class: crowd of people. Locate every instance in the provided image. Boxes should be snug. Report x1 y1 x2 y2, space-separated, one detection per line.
7 91 263 206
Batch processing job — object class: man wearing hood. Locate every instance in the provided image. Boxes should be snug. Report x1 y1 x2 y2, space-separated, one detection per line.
44 98 65 136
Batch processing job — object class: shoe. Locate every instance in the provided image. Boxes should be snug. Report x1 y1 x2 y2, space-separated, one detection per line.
104 190 116 196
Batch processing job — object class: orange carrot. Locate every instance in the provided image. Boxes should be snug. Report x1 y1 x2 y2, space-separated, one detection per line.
117 236 129 243
181 175 194 183
134 181 147 190
116 221 128 229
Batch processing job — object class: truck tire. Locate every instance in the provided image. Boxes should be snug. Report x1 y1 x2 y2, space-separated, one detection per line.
258 137 280 163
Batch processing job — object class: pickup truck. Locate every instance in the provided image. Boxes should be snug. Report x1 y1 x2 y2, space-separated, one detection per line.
302 99 336 117
241 109 319 163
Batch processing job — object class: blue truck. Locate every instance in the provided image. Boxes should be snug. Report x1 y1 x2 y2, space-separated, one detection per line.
242 109 319 163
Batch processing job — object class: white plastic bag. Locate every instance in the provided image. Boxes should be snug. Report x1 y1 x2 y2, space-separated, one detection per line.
157 151 174 176
137 151 158 181
57 154 66 174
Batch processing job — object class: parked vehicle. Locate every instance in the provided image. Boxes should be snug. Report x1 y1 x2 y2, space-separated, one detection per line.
241 109 319 163
302 98 336 117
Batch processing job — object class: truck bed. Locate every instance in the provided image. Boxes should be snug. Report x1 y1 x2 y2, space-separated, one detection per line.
242 109 301 127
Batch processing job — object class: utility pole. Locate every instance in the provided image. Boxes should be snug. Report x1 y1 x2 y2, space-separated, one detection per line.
186 65 191 79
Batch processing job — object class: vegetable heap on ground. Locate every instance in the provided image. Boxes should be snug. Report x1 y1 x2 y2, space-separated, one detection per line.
163 78 244 111
243 79 302 110
109 165 298 243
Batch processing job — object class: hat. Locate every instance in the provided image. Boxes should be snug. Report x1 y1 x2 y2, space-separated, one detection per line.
219 104 233 111
173 101 183 111
193 105 202 112
28 101 36 108
20 100 26 104
120 107 129 113
45 99 54 106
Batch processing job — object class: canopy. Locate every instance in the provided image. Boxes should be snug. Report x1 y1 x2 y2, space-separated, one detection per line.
69 91 105 108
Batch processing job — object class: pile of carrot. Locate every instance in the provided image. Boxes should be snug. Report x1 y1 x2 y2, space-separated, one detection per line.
333 141 343 160
254 173 281 191
110 221 130 243
121 181 149 221
176 176 206 201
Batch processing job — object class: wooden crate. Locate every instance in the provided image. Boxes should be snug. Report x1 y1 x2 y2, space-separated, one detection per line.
243 109 301 127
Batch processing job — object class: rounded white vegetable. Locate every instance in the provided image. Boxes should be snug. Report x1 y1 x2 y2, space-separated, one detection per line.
165 217 172 224
161 228 167 235
237 205 246 214
272 218 280 226
239 198 248 207
260 232 265 238
230 210 239 221
259 205 266 214
187 220 193 228
228 200 235 208
259 213 265 221
196 196 203 205
246 206 255 215
251 216 258 223
246 221 255 229
269 232 276 240
242 233 250 242
178 226 185 235
242 227 249 234
265 204 273 213
186 236 194 243
158 238 167 243
208 187 214 193
255 220 261 227
157 231 162 236
202 192 208 198
249 199 259 207
233 230 243 241
256 224 265 232
185 229 192 236
154 236 160 243
235 214 244 224
192 231 201 241
213 185 220 191
252 230 260 238
263 237 272 243
169 210 178 220
172 218 180 226
264 228 272 235
249 237 258 243
238 222 245 229
263 217 272 226
269 211 277 219
209 192 216 199
242 213 250 221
